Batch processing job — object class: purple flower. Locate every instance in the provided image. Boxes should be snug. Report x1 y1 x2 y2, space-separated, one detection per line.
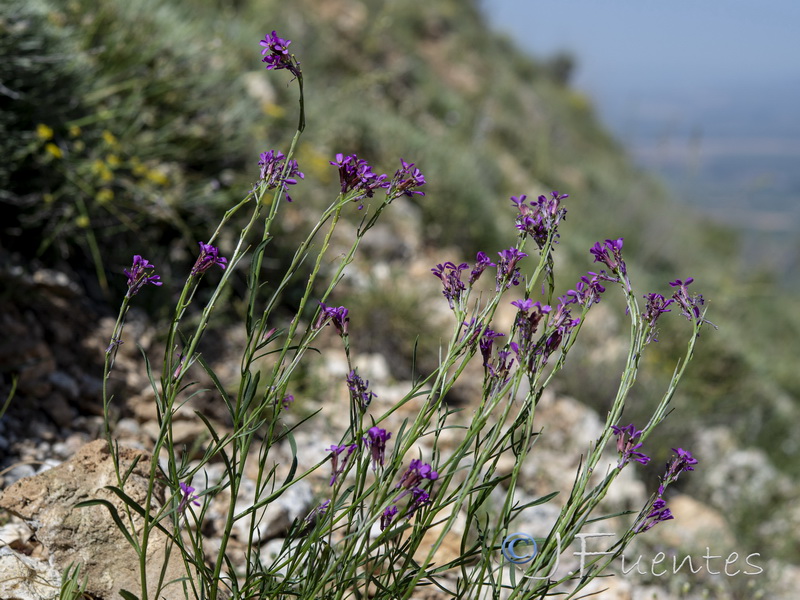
258 149 304 202
277 393 294 410
315 303 350 336
669 278 715 329
642 292 673 342
347 370 376 410
380 504 398 531
513 191 568 248
330 153 389 207
657 447 699 496
387 159 425 200
610 423 651 468
260 31 301 77
469 251 496 285
326 443 358 486
539 302 580 364
407 487 432 516
124 255 162 298
496 247 528 291
431 261 469 308
178 482 200 513
396 459 438 490
560 272 607 307
478 328 505 369
191 242 228 276
589 239 627 288
364 426 392 471
636 498 674 533
305 500 331 525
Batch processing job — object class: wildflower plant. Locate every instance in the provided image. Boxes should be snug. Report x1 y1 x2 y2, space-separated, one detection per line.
87 31 713 600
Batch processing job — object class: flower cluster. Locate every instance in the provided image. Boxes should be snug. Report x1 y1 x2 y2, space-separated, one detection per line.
326 443 358 486
469 252 496 285
610 423 651 468
495 247 528 291
636 498 673 533
512 191 568 248
431 261 469 309
589 238 627 289
124 255 162 298
260 30 301 78
258 150 304 202
559 272 608 307
636 447 699 533
642 292 673 342
191 242 227 276
657 447 698 496
315 303 350 336
381 459 439 531
387 159 426 200
669 278 715 329
347 370 376 410
364 427 391 472
330 153 389 207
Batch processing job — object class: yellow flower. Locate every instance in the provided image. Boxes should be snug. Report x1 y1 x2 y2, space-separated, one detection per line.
36 124 54 140
101 130 118 146
75 215 90 228
106 154 121 168
96 188 114 204
146 169 169 186
68 125 82 137
45 143 63 159
43 193 55 204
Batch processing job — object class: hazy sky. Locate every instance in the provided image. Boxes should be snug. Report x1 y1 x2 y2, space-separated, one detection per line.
482 0 800 136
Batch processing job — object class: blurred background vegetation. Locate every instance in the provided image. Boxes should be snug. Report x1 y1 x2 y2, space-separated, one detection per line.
3 0 800 563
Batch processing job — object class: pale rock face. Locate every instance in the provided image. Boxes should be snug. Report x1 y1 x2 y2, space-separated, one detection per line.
0 439 195 600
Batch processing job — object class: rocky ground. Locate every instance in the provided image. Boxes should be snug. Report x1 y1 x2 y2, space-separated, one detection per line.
2 202 799 599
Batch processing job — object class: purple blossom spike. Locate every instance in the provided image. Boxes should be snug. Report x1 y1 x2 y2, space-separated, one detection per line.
539 302 580 364
305 500 331 525
326 443 358 486
396 459 438 490
315 303 350 336
496 247 528 291
657 447 699 496
330 153 389 207
469 251 496 285
590 238 628 288
347 370 376 410
178 482 200 513
560 272 607 307
258 150 304 202
669 278 715 329
387 158 426 200
513 191 568 248
642 292 673 342
364 426 392 471
431 261 469 308
636 498 674 533
381 505 398 531
191 242 228 276
610 423 651 468
260 31 301 77
406 487 432 516
478 328 505 369
124 255 162 298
